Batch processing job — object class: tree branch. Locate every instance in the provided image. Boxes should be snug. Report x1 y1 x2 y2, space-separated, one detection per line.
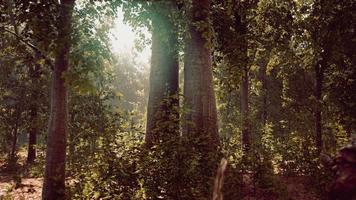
3 28 54 68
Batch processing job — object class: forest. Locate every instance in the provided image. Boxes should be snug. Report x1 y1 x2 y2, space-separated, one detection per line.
0 0 355 199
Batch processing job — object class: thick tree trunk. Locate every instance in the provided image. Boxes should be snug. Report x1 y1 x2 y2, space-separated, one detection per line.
42 0 75 199
145 2 179 147
183 1 219 197
183 0 219 146
145 4 181 198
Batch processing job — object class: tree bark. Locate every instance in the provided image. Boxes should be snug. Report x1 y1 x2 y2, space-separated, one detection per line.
9 107 20 163
235 10 249 152
145 2 179 147
27 106 38 163
183 0 219 146
258 51 270 127
42 0 75 199
315 57 325 154
183 1 219 196
10 127 18 162
241 67 250 151
27 51 41 164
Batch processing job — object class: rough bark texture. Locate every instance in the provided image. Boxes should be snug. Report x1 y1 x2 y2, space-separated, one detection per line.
42 0 75 199
145 2 179 147
183 0 219 146
183 1 220 196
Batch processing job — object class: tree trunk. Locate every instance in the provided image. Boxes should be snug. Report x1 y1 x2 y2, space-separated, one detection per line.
10 127 18 162
314 45 329 154
27 106 37 163
42 0 75 199
27 51 41 164
235 10 249 152
145 2 179 147
241 67 250 151
258 51 270 127
8 107 20 163
183 0 219 146
315 59 325 154
183 1 219 197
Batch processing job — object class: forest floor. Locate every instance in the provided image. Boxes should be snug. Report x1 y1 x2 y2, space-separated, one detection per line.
0 153 320 200
0 151 42 200
0 175 42 200
241 174 319 200
0 173 320 199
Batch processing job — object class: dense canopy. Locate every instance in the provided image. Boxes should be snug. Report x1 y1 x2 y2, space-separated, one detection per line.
0 0 355 199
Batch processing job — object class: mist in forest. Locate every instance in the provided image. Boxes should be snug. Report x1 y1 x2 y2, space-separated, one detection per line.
0 0 355 199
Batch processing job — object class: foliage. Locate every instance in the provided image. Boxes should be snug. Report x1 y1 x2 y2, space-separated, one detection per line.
0 0 354 199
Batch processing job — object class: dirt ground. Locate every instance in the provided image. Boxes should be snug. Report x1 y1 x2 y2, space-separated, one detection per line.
0 152 42 200
0 174 320 200
0 153 320 200
0 175 42 200
241 174 319 200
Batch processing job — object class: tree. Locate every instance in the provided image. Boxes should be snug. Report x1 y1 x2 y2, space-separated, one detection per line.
27 53 41 164
307 0 355 153
25 0 57 163
145 1 179 147
182 0 220 197
42 0 75 199
212 0 256 152
183 0 219 147
1 0 56 165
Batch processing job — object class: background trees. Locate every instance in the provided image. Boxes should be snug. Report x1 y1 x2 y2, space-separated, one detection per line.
0 0 355 199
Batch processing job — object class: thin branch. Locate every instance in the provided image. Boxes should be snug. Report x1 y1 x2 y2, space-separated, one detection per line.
4 28 38 50
3 28 54 68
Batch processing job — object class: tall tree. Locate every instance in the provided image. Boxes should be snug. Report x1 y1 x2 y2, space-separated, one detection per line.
145 1 179 147
183 0 220 197
310 0 329 153
314 49 327 153
42 0 75 199
27 53 41 164
309 0 353 153
212 0 253 152
257 50 271 127
183 0 219 146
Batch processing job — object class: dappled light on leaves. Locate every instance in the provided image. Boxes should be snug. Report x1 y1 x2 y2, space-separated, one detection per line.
0 0 354 199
